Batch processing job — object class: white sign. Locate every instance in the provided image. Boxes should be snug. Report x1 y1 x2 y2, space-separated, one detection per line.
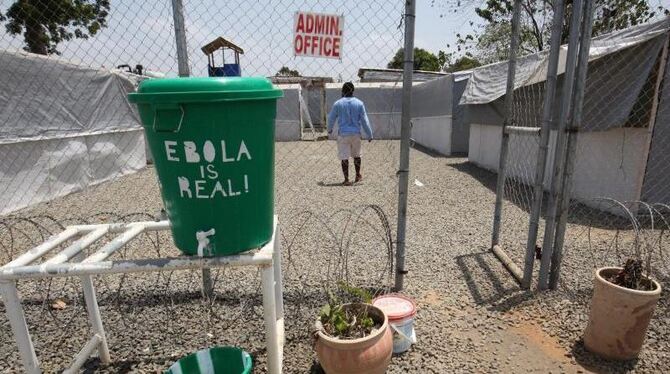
293 11 344 59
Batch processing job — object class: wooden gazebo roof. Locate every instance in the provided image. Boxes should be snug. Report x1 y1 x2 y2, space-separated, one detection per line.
201 37 244 55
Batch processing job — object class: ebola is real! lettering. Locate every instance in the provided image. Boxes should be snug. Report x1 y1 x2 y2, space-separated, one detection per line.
163 139 252 199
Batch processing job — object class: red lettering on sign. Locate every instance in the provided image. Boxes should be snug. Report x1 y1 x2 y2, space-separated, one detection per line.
332 37 340 58
296 13 304 33
294 35 303 54
303 35 311 53
323 37 332 56
315 15 324 34
305 14 314 33
331 17 339 36
294 12 342 59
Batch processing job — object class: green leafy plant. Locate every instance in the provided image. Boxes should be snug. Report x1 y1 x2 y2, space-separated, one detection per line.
318 283 379 339
320 303 350 336
337 281 373 304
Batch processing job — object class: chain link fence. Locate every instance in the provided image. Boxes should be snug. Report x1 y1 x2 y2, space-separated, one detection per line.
0 0 404 219
485 1 670 291
480 8 670 370
558 18 670 292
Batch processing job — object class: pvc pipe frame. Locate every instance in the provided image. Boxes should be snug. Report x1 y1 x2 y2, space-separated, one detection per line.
0 218 284 374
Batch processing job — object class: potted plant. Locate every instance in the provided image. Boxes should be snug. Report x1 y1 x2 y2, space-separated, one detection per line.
314 287 393 374
583 258 662 360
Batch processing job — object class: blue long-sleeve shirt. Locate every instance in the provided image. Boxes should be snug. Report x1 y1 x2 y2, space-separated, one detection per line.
327 97 374 139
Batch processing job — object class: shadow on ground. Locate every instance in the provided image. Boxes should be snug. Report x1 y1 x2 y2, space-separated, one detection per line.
448 161 639 230
409 142 467 159
570 338 639 374
455 250 534 312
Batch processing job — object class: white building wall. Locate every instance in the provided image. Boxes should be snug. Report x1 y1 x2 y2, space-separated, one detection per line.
468 124 647 208
468 124 502 171
411 116 453 155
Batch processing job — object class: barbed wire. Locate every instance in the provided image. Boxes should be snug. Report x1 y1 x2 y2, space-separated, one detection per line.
0 204 394 372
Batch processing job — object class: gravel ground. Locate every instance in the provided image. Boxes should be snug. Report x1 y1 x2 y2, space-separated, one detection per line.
1 140 668 373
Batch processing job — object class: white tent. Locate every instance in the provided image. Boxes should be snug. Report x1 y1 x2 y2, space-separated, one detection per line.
410 72 470 155
0 50 146 215
463 18 670 207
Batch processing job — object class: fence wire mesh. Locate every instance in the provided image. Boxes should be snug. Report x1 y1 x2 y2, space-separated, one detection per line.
493 13 670 290
558 20 670 293
0 0 406 371
498 80 546 273
489 12 670 372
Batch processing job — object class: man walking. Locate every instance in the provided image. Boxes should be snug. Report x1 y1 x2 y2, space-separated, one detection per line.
327 82 373 186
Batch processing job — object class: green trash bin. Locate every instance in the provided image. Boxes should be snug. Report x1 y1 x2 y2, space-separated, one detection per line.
128 77 283 256
165 346 252 374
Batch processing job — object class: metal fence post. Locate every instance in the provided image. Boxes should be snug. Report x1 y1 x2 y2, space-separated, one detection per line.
394 0 416 292
549 0 596 289
171 0 191 77
488 0 527 284
171 0 213 297
491 0 522 248
521 0 566 289
537 0 584 290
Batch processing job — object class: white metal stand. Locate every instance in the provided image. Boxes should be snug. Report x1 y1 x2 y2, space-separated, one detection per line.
0 217 284 374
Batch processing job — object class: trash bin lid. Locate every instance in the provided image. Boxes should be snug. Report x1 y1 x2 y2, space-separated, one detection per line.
372 293 417 321
128 76 283 104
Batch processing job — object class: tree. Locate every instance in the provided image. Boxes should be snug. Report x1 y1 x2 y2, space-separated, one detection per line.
387 47 441 71
445 55 482 72
1 0 110 55
276 66 301 77
435 0 668 64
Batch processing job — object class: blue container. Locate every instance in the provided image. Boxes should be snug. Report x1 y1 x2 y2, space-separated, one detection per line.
209 64 241 77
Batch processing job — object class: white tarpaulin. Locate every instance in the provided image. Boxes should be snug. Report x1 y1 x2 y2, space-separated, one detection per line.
0 50 146 215
461 18 670 105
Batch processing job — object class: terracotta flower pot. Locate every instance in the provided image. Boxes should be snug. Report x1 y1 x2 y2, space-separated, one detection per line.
583 267 662 360
315 303 393 374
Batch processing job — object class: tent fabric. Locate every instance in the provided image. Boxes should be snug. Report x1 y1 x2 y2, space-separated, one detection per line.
460 18 670 106
450 75 471 153
0 50 146 215
0 51 141 143
641 48 670 203
460 20 668 132
409 74 471 154
411 75 453 117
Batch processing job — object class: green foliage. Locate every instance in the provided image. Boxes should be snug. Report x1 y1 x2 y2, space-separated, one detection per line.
360 315 375 329
320 302 350 335
387 47 442 71
337 281 373 303
276 66 301 77
1 0 110 55
445 54 482 72
319 283 377 338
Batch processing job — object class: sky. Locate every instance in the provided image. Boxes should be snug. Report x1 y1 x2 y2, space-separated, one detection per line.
0 0 482 80
0 0 668 80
